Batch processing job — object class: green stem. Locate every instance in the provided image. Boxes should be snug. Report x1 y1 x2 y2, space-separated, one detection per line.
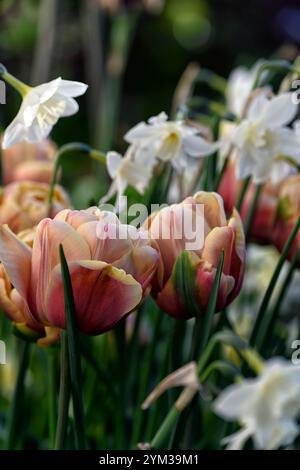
150 407 180 450
6 341 30 449
132 312 162 445
48 348 57 449
115 320 126 449
250 216 300 347
59 245 86 450
48 143 106 216
55 331 71 450
214 156 229 192
244 183 263 240
236 176 251 212
0 65 30 96
255 251 298 353
252 60 300 90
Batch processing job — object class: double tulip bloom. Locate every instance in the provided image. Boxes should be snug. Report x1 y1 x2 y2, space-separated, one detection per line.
145 192 246 319
0 181 70 233
0 208 159 336
1 139 57 185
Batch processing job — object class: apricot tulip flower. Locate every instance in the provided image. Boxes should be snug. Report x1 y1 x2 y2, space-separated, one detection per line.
145 192 246 319
0 208 159 335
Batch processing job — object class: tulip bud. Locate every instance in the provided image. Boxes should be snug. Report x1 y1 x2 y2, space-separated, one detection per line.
219 161 280 244
0 181 70 233
145 192 246 319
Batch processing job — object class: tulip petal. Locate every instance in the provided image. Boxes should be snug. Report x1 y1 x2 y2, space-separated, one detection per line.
201 226 235 275
30 219 91 320
113 245 159 292
0 225 31 299
193 191 227 229
196 262 235 313
227 210 246 302
46 260 142 334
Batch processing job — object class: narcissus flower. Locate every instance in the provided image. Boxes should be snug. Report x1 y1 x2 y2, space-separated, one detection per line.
145 192 246 319
0 181 70 233
226 60 264 117
125 112 219 173
0 208 159 335
214 358 300 450
101 146 154 209
272 174 300 262
231 93 300 183
2 77 87 148
1 139 57 184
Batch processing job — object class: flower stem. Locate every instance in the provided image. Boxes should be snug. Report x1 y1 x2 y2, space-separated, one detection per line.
0 65 31 97
236 176 251 212
5 341 30 449
48 143 106 216
55 331 70 450
255 251 298 353
244 183 263 240
250 215 300 347
48 348 57 449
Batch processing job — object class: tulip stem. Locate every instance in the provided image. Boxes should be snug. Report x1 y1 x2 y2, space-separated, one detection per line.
255 250 298 354
48 143 106 217
132 310 162 446
115 320 126 449
55 331 70 450
236 176 251 212
59 245 86 450
250 215 300 347
6 340 30 449
244 183 263 240
48 348 58 449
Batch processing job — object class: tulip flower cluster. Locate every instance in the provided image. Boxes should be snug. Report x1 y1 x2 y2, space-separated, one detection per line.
1 52 300 454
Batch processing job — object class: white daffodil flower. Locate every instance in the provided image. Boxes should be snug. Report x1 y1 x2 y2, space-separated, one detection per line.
124 112 219 173
226 61 264 117
2 77 88 149
232 92 300 183
214 358 300 450
101 146 153 210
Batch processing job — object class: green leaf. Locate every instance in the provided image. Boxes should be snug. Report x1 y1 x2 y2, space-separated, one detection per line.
250 215 300 348
173 250 200 317
59 244 86 450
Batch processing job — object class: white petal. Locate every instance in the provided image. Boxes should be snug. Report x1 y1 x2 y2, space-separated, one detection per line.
214 382 258 420
60 97 79 117
183 134 219 157
222 427 253 450
2 119 25 148
106 151 122 178
148 112 168 124
124 122 158 143
261 93 297 129
277 127 300 161
36 77 62 103
254 419 299 450
247 94 269 121
58 79 88 97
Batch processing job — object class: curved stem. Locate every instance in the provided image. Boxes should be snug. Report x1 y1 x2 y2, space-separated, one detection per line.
55 331 70 450
47 143 106 216
6 341 30 449
0 65 30 97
